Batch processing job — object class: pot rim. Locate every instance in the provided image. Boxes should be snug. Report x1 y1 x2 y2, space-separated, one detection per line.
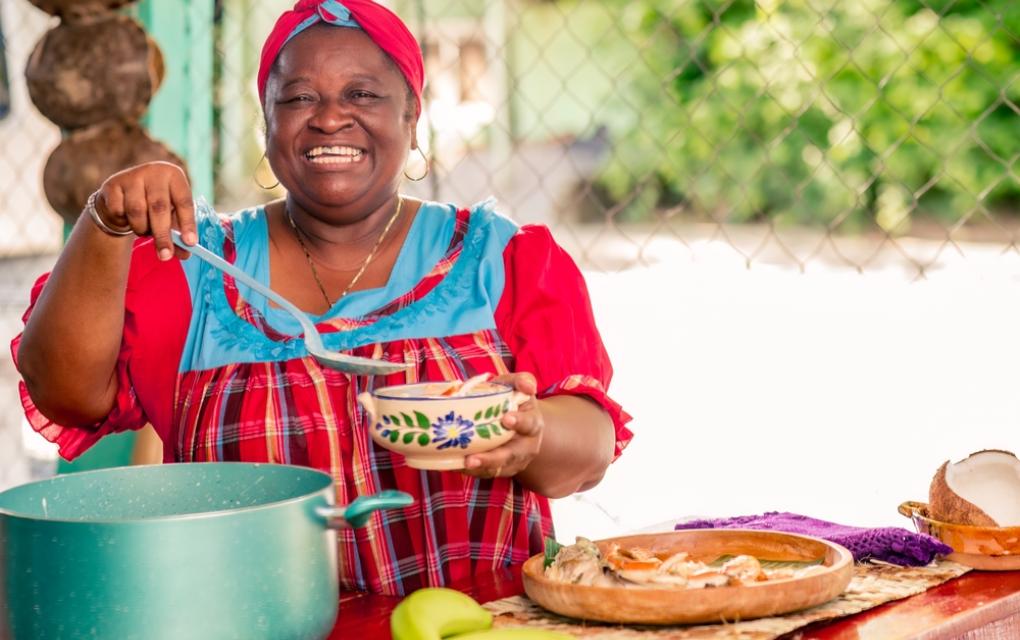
0 462 335 525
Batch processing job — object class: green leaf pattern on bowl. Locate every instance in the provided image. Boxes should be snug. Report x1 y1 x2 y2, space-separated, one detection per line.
376 401 511 447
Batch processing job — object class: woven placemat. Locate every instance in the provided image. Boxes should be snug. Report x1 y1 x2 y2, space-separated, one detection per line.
484 561 969 639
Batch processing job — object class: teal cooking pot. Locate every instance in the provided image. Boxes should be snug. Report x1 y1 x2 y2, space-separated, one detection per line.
0 462 412 640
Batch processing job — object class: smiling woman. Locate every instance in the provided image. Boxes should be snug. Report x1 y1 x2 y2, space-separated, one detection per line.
12 0 632 597
262 24 417 310
263 25 416 239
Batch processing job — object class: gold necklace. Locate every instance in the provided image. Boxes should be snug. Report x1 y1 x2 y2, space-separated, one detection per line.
286 196 404 309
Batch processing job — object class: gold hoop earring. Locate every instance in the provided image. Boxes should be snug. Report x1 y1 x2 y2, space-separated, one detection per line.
254 153 280 190
404 147 429 182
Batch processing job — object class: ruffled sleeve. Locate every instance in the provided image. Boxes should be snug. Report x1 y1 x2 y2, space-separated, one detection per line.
494 224 633 459
9 239 190 461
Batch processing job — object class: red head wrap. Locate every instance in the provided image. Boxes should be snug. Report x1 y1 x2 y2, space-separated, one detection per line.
257 0 424 114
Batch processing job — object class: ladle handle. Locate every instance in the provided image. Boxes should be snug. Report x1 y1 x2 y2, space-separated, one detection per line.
171 229 319 341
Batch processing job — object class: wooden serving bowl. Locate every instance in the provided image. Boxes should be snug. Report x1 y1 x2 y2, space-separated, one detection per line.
899 501 1020 570
522 529 853 625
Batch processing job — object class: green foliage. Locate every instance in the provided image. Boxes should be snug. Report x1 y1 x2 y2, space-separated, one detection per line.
594 0 1019 230
543 537 564 569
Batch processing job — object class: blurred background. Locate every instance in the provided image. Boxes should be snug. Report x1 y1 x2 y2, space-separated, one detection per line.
1 0 1018 541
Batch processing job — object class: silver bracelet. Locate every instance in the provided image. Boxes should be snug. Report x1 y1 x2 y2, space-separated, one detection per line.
85 191 133 237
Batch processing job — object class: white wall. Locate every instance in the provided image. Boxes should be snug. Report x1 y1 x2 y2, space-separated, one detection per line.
552 232 1020 541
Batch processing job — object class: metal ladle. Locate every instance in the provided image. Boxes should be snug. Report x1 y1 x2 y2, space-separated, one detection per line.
171 229 412 376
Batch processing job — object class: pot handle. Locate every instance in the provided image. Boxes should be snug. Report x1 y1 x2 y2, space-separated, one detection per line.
316 490 414 529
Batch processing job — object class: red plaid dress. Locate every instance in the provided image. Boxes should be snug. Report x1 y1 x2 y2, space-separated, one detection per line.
13 201 632 595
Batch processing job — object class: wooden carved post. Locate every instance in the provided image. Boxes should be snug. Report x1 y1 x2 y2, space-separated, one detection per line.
23 0 187 225
22 0 192 472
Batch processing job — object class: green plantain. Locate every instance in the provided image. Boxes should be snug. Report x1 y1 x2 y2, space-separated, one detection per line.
390 587 493 640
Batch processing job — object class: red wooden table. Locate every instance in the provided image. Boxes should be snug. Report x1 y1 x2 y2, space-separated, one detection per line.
330 568 1020 640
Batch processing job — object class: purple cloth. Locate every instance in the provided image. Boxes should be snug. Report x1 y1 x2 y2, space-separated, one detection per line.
675 512 952 566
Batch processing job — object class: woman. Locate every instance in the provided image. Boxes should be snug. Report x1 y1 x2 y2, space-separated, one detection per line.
13 0 631 595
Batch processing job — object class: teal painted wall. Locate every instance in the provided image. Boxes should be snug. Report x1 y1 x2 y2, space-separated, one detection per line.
136 0 215 199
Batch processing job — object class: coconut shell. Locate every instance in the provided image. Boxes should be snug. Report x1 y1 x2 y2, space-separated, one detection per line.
43 120 188 223
26 15 163 129
928 460 999 527
147 35 165 93
26 0 135 23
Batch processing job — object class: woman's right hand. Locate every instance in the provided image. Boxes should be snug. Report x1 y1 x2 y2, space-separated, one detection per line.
93 161 198 261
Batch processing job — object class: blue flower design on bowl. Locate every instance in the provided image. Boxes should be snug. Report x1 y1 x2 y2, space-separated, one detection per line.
432 411 475 450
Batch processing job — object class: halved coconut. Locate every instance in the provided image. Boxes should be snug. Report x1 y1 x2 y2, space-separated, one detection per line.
929 450 1020 527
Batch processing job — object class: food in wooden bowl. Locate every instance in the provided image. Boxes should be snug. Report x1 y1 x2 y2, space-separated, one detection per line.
522 529 853 625
544 537 829 589
900 449 1020 570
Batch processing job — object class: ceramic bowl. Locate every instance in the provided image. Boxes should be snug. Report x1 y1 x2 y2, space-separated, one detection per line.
358 382 528 470
898 501 1020 570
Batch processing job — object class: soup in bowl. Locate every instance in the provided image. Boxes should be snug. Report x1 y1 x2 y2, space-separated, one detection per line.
358 382 528 470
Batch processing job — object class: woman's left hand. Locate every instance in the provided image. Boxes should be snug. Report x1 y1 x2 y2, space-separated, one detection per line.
462 372 543 480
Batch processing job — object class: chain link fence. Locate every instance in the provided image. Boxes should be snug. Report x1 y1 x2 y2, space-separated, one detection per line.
0 0 1018 530
214 0 1020 276
0 3 61 262
2 0 1016 274
0 3 61 489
